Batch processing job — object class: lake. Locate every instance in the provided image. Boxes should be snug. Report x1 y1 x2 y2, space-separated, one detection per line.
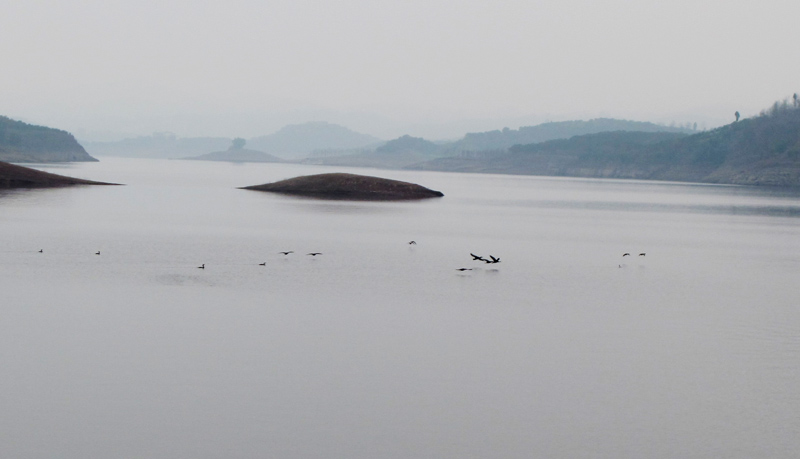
2 157 799 458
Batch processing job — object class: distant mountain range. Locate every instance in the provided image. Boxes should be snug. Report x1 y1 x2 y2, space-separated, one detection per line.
82 121 382 160
440 118 694 154
409 100 800 186
82 133 232 159
7 100 800 187
304 119 694 169
302 135 448 168
1 116 97 162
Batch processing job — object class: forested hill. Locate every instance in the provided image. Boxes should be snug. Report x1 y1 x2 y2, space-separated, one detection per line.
441 118 694 153
0 116 97 162
410 100 800 186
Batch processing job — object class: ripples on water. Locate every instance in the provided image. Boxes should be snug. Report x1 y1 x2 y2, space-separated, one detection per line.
1 158 800 459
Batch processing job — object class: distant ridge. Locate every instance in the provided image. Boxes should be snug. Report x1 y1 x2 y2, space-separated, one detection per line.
442 118 695 154
301 118 693 169
303 135 446 168
83 133 230 159
408 97 800 186
0 116 98 163
247 122 382 160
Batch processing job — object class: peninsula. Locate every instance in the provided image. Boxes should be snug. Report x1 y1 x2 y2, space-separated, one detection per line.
1 116 97 163
0 161 118 188
240 173 443 200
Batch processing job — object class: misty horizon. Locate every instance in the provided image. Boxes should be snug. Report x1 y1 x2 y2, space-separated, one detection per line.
4 1 799 143
7 98 755 144
10 104 748 147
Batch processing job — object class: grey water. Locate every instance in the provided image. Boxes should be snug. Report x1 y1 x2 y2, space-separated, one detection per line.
2 157 799 459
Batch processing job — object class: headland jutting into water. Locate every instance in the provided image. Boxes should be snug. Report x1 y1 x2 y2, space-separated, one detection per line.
0 161 118 188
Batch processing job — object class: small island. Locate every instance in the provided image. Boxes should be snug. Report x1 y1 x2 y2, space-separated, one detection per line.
0 161 119 188
240 173 444 201
182 138 284 163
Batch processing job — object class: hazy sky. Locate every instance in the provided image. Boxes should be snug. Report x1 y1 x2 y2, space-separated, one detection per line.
3 0 799 140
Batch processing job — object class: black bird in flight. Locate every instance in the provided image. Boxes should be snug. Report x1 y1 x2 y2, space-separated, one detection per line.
622 253 630 257
38 249 43 253
408 241 417 245
197 264 205 269
259 262 266 266
486 255 501 264
470 253 486 261
456 268 473 271
307 252 322 256
639 253 646 257
279 251 294 255
95 251 101 255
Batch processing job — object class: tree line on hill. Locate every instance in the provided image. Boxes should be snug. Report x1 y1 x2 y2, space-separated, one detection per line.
408 97 800 186
0 116 96 162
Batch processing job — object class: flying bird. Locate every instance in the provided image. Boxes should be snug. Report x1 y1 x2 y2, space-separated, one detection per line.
197 264 205 269
95 251 101 255
456 268 473 271
408 241 417 245
639 253 646 257
487 255 501 264
38 249 43 253
279 251 294 255
259 262 266 266
470 253 486 261
622 253 630 257
307 252 322 256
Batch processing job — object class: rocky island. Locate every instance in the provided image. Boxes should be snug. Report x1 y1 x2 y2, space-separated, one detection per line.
240 173 443 200
0 161 118 188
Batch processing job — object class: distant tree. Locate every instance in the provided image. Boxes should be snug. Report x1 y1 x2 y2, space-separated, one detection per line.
693 122 698 131
794 93 798 108
735 111 740 122
231 138 246 150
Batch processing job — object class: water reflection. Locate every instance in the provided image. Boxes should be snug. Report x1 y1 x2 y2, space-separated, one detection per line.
244 190 439 215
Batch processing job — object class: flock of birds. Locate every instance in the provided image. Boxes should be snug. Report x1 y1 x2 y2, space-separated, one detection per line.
455 253 501 271
64 240 503 273
34 243 643 272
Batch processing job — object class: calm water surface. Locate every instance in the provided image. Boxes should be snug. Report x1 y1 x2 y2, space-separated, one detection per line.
1 158 799 458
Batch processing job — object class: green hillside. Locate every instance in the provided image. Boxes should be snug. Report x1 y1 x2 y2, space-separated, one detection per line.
410 99 800 187
442 118 694 153
0 116 97 162
304 119 693 169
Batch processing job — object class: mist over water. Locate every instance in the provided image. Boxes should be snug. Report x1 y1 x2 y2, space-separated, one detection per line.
2 158 799 458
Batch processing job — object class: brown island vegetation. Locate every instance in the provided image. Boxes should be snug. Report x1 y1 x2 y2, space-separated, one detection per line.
0 161 119 188
240 173 443 201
